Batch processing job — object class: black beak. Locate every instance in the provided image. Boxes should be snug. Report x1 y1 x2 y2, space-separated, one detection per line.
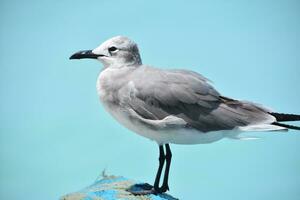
69 50 100 60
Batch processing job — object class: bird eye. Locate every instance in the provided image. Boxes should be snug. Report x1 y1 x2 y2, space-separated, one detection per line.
108 46 118 52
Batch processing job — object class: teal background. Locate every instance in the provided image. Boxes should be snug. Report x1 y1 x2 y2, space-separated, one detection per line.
1 0 300 199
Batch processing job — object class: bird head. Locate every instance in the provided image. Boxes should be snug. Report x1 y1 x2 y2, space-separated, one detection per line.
70 36 142 68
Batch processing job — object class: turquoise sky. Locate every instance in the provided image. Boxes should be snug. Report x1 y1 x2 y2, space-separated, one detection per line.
1 0 300 200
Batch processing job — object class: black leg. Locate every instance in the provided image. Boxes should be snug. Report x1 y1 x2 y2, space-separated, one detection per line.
153 144 172 194
128 144 172 195
154 145 165 190
162 144 172 191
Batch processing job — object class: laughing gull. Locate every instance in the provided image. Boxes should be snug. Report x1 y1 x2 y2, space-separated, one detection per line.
70 36 300 194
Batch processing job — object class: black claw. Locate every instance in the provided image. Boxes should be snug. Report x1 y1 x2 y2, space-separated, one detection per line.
127 183 155 195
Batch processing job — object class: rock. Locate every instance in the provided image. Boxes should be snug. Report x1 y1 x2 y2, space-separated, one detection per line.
60 175 178 200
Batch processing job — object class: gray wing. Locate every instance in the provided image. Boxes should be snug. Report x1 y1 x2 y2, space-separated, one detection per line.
126 66 275 132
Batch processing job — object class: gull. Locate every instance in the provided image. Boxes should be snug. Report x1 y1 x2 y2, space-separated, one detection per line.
70 36 300 194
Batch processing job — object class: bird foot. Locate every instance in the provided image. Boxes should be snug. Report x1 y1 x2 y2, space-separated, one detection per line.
127 183 156 195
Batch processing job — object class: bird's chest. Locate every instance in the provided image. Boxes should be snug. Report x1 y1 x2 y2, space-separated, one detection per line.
96 68 146 135
96 67 133 103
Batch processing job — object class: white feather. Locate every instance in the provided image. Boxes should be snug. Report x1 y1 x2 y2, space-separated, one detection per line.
238 124 287 132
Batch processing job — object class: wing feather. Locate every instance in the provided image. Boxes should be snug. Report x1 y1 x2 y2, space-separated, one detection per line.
124 66 275 132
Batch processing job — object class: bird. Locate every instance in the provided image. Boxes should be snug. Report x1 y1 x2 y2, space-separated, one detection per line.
70 36 300 195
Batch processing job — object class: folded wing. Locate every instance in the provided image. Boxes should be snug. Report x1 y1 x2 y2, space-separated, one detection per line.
124 66 276 132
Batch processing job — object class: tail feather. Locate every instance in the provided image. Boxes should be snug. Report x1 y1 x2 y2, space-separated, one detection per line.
270 112 300 122
268 112 300 131
272 122 300 131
